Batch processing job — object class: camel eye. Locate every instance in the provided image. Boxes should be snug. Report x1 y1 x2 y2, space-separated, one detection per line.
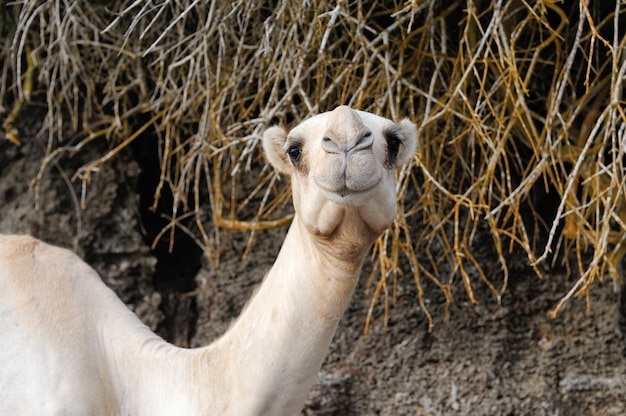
287 146 301 163
384 127 403 167
387 135 401 156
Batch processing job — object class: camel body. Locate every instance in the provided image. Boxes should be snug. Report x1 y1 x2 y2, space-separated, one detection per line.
0 106 417 415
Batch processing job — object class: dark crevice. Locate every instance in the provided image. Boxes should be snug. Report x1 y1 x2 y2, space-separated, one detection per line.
131 130 203 345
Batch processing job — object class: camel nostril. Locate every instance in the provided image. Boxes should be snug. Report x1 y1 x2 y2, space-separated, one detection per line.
353 130 374 152
321 130 373 154
321 135 341 154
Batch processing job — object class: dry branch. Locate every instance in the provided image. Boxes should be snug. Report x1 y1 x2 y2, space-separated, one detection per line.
1 0 625 329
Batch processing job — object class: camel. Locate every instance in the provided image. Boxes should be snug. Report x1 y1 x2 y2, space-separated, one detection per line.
0 105 417 415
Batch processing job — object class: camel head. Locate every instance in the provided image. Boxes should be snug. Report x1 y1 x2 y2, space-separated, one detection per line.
263 106 417 239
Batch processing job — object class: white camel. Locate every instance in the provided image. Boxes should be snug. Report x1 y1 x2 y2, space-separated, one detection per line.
0 105 417 415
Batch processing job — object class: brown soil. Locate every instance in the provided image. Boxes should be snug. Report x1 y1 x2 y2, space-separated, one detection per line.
1 110 625 415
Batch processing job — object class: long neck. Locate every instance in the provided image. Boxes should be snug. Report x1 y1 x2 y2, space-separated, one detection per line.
103 213 375 415
205 213 374 415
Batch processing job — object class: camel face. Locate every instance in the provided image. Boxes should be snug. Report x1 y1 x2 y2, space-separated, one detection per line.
263 106 417 236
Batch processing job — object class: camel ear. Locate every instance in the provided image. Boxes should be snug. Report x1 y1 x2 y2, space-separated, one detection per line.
262 126 292 174
394 118 418 166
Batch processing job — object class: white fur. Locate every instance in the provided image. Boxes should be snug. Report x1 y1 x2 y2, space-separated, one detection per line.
0 106 417 415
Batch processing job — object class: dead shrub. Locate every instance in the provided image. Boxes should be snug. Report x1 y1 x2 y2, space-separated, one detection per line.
1 0 625 331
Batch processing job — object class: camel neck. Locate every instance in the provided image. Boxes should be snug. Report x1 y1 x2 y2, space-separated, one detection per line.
104 215 375 415
200 215 372 414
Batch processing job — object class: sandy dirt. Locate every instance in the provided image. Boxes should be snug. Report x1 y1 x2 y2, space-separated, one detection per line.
1 109 625 415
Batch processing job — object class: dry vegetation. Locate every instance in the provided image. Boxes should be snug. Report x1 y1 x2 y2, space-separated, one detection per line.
1 0 625 330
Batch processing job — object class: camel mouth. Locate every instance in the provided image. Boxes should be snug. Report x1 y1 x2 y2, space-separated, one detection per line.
316 180 379 206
